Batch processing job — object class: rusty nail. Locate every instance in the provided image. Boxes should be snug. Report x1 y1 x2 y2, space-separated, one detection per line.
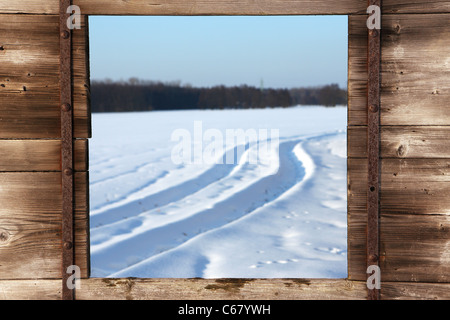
61 30 70 39
369 254 379 263
369 104 379 113
63 241 73 250
369 186 376 192
61 103 71 112
64 168 73 176
370 29 379 37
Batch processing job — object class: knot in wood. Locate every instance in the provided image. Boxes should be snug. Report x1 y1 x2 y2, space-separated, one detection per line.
0 229 10 245
397 144 407 157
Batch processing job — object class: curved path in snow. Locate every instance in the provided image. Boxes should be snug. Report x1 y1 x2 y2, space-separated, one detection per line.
91 134 323 276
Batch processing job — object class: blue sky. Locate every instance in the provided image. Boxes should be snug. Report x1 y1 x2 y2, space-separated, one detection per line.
89 16 348 89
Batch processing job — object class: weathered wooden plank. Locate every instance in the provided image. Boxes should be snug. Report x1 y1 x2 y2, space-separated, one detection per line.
0 280 61 300
0 139 87 172
348 15 367 126
381 159 450 215
349 158 450 215
0 14 90 138
0 172 89 279
347 157 367 280
1 0 449 15
348 213 450 283
349 14 450 126
348 126 450 159
75 278 367 300
1 279 448 300
380 214 450 283
348 158 450 281
381 14 450 125
383 0 450 14
0 0 368 15
382 282 450 300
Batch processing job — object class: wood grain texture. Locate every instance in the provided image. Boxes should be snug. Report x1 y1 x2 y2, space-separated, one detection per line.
0 0 368 15
349 158 450 215
1 0 449 15
348 126 450 159
0 139 87 171
380 214 450 283
381 282 450 300
348 158 450 281
383 0 450 14
0 280 61 300
1 279 448 300
347 157 367 280
0 172 89 279
76 278 367 300
381 14 450 125
349 14 450 126
0 14 90 138
348 15 367 126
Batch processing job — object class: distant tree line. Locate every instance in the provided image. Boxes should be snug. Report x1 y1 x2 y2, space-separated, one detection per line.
90 78 347 113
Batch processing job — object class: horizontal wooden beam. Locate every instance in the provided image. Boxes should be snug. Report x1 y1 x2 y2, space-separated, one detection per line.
0 139 88 172
76 278 367 300
349 158 450 216
383 0 450 14
0 0 368 15
1 279 449 300
348 126 450 159
381 282 450 300
1 0 449 15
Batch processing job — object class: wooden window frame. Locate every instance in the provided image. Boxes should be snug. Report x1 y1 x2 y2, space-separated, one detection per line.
78 12 365 301
70 6 376 301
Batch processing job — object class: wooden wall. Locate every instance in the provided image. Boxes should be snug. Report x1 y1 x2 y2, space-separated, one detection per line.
0 0 449 299
347 13 450 288
0 14 91 279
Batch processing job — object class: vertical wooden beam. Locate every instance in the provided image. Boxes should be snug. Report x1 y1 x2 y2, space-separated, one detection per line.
367 0 381 300
60 0 75 300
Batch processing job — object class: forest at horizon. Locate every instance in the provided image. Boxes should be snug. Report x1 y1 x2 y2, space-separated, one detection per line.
91 78 347 113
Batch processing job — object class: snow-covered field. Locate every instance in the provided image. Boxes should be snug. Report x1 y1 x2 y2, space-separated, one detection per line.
89 106 348 278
